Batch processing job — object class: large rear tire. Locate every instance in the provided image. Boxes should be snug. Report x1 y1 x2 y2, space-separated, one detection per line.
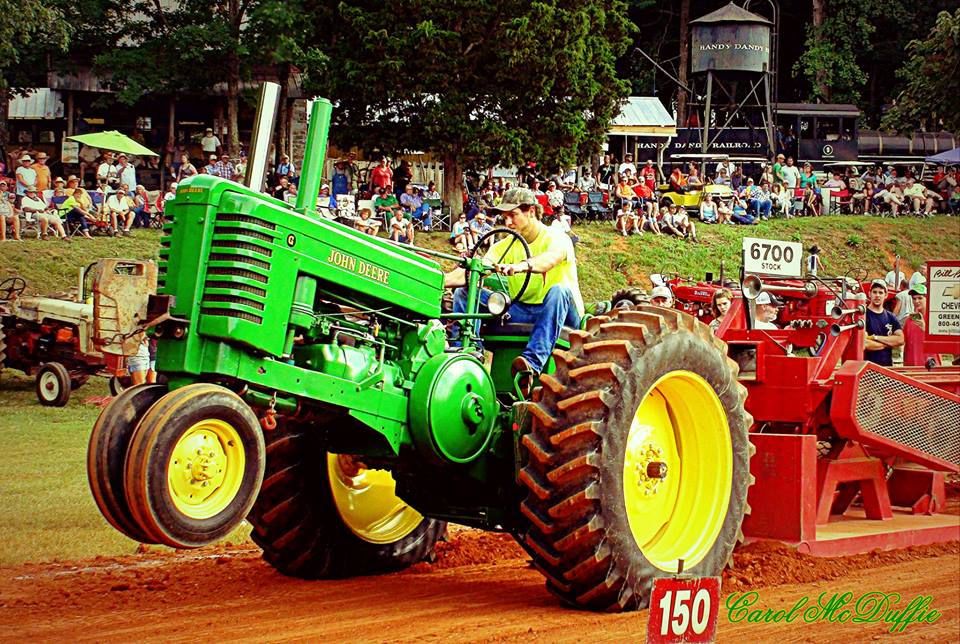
87 383 168 543
248 420 445 578
518 306 753 611
124 383 265 548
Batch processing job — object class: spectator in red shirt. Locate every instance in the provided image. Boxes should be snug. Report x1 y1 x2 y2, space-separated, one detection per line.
902 284 940 367
370 156 393 192
640 159 657 191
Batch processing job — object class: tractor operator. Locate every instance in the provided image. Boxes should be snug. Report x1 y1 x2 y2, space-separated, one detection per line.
864 279 904 367
444 187 584 377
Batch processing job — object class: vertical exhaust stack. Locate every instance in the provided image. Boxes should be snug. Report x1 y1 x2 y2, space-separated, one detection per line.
245 82 282 193
295 99 333 213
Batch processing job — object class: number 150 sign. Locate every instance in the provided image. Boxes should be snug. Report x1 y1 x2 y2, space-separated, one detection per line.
646 577 720 644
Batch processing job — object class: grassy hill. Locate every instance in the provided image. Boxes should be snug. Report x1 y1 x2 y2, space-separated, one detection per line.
2 216 957 302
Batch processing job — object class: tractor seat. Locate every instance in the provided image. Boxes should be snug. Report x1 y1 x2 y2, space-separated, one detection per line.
482 322 572 344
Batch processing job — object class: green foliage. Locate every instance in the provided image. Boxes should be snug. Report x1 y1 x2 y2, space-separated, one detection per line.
0 0 71 89
302 1 635 173
845 233 863 248
881 9 960 135
793 0 875 104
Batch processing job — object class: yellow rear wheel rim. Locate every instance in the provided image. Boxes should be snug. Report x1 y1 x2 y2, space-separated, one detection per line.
623 370 732 572
328 454 424 544
167 419 245 519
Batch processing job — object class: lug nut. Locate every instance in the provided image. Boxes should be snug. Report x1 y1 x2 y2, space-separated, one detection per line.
646 461 668 479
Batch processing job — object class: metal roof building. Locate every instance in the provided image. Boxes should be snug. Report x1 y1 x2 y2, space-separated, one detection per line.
609 97 677 137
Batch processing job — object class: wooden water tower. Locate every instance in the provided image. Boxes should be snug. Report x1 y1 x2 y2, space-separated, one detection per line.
689 2 776 156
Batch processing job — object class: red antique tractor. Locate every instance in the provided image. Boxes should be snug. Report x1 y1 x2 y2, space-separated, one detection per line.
707 268 959 555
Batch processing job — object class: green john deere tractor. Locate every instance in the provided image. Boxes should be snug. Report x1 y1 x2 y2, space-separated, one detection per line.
87 97 753 611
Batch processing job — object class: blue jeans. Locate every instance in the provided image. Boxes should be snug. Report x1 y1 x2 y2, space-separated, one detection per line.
749 198 772 219
407 204 432 228
731 209 756 225
453 284 581 373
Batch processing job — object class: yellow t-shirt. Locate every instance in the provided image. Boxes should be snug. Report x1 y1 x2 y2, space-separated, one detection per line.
485 223 584 317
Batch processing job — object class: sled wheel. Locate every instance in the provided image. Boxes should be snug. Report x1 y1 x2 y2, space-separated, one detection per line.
124 383 265 548
518 306 753 611
87 383 168 543
610 287 648 309
108 375 129 397
249 419 445 578
36 362 71 407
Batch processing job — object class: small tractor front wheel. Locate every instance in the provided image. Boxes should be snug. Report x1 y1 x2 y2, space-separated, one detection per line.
123 383 266 548
518 306 753 611
249 420 445 578
87 383 168 543
36 362 71 407
108 375 130 397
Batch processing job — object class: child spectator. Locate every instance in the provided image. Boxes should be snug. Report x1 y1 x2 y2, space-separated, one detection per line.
616 202 639 236
355 208 381 236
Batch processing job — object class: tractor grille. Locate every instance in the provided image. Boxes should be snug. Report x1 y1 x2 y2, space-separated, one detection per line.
855 370 960 466
199 211 276 326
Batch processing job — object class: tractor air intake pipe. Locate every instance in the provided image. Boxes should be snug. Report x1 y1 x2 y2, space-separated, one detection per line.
245 82 281 192
830 304 866 319
830 319 865 337
742 275 818 300
295 99 333 213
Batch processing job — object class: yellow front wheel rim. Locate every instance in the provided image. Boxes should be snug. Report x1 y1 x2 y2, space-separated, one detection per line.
623 371 732 572
167 419 245 519
328 454 424 544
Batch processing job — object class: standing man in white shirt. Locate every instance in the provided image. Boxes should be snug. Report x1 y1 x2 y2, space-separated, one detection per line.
15 155 37 205
780 157 801 190
617 153 637 180
96 151 117 186
116 154 137 195
201 128 221 157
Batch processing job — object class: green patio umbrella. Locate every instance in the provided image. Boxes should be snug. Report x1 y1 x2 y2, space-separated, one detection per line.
67 131 159 157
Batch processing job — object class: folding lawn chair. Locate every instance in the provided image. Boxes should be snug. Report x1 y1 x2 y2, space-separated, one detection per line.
585 191 612 220
563 192 586 221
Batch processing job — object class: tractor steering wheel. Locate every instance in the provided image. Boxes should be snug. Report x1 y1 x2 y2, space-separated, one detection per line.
468 227 533 310
0 277 27 301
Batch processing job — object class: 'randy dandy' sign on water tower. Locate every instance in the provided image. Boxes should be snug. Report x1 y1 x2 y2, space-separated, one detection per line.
690 4 772 75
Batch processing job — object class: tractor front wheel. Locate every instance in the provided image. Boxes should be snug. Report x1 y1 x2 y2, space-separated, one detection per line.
249 420 445 578
87 383 168 543
518 306 753 611
123 383 265 548
36 362 71 407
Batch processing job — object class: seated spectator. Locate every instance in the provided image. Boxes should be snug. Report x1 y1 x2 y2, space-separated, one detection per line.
616 202 640 236
550 211 578 245
163 183 178 208
639 203 662 235
686 167 704 190
272 177 291 201
470 211 493 240
659 204 684 237
949 184 960 215
632 179 658 220
902 179 940 216
669 166 688 193
742 178 772 220
400 185 432 230
388 209 415 244
21 185 69 241
316 184 337 211
284 183 299 205
57 188 95 239
0 186 22 241
577 169 597 192
709 288 734 331
176 153 198 182
132 185 152 228
853 180 877 214
714 168 731 186
874 182 905 216
424 181 441 201
355 207 381 236
769 183 790 218
729 193 756 225
374 187 402 221
106 183 135 235
450 213 473 254
204 155 218 175
616 175 637 209
699 193 720 224
823 172 846 191
666 204 699 242
545 182 564 214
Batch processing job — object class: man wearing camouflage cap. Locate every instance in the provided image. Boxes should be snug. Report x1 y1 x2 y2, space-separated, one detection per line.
445 187 584 379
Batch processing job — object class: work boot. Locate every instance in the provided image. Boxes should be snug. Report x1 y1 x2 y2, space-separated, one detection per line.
511 356 536 399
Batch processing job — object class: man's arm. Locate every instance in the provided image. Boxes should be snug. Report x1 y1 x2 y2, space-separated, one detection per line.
868 329 904 348
497 246 566 276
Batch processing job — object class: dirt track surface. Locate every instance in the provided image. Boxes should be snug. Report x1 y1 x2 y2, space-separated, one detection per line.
1 530 957 643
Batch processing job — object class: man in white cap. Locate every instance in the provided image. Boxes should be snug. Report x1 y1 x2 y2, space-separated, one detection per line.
650 285 674 308
753 291 782 330
445 186 584 379
116 153 137 194
15 154 37 204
